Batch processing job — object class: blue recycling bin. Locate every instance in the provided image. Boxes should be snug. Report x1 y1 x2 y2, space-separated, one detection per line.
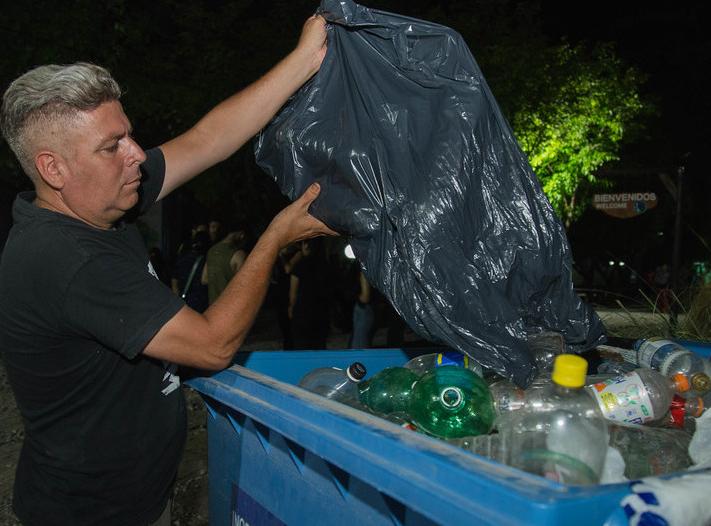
186 345 710 526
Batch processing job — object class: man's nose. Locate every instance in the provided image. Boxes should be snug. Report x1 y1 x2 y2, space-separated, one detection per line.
126 136 147 165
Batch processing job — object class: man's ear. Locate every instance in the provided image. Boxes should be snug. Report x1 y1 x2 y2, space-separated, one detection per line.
34 151 66 190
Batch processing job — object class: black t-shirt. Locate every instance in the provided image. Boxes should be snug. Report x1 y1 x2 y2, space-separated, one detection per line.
0 148 187 526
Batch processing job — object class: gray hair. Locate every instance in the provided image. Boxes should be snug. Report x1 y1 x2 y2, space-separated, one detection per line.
1 62 122 178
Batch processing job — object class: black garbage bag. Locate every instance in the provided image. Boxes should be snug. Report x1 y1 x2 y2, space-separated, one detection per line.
255 0 606 386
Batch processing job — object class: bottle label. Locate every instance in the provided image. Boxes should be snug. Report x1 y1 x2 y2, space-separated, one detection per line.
588 372 656 424
636 339 678 370
617 347 638 364
437 352 468 368
668 394 686 428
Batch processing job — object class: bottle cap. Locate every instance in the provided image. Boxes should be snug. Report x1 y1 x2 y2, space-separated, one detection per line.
347 362 367 382
690 397 704 418
551 354 588 388
691 372 711 394
671 373 690 393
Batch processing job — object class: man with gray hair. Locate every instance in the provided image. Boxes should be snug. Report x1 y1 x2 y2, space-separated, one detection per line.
0 14 335 526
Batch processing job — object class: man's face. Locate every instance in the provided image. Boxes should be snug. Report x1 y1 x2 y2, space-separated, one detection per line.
57 100 146 229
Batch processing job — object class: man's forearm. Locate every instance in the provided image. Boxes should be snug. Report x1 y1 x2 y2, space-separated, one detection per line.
202 230 282 356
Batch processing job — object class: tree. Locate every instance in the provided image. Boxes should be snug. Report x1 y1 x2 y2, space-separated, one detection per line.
510 42 651 228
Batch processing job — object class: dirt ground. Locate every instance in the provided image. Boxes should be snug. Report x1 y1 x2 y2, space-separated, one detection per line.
0 308 646 525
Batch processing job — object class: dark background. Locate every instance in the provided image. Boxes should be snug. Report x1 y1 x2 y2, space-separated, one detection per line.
1 0 709 304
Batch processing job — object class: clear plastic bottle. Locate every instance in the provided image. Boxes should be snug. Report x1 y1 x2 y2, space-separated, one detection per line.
448 433 505 462
403 351 483 377
499 355 609 485
608 422 692 479
527 331 566 374
408 366 495 439
586 368 690 425
488 373 614 420
358 367 420 415
298 362 367 403
633 338 709 383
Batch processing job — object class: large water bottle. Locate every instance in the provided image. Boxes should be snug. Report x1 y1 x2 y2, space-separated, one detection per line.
358 367 420 415
403 351 483 377
407 366 495 439
498 355 609 485
298 362 367 403
586 368 691 425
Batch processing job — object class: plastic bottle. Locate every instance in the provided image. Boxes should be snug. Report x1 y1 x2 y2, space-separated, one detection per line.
586 368 690 425
448 433 505 462
608 423 692 479
633 338 709 383
488 373 615 419
527 331 566 374
498 355 609 485
403 351 483 377
488 379 528 417
407 366 495 439
298 362 367 403
664 393 706 429
358 367 420 415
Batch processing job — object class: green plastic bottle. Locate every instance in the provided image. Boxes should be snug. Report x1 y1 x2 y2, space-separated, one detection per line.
408 366 495 439
358 367 420 415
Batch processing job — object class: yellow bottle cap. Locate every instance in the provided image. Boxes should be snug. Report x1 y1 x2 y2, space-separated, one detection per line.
551 354 588 388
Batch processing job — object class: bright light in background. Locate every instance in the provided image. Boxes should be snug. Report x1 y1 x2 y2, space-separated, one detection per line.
608 260 615 266
344 244 355 260
618 261 625 267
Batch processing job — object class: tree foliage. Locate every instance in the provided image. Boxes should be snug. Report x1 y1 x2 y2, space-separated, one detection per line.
510 43 651 228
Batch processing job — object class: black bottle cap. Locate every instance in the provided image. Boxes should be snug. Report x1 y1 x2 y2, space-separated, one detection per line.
348 362 367 381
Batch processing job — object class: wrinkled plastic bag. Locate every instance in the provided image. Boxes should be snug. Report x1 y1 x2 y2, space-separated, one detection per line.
255 0 605 386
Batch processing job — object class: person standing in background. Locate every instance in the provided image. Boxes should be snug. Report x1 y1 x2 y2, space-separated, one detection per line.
349 269 374 348
172 230 210 312
289 238 330 349
202 222 248 304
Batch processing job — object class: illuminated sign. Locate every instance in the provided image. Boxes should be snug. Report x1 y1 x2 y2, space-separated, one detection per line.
592 192 658 218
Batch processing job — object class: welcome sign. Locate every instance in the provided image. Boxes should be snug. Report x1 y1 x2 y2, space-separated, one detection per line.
593 192 658 218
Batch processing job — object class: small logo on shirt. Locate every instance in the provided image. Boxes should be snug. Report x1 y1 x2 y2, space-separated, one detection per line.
147 260 159 280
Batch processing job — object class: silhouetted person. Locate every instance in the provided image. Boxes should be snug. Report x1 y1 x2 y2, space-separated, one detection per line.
171 230 210 312
289 238 330 349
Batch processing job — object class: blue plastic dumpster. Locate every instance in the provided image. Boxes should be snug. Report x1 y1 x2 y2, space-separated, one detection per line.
186 346 711 526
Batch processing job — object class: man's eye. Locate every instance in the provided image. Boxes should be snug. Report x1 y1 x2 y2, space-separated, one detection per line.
105 143 119 153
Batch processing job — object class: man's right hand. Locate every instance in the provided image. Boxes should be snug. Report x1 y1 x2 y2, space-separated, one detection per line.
267 183 338 248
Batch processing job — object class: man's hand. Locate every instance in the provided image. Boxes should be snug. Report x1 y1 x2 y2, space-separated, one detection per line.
295 15 328 77
267 183 338 249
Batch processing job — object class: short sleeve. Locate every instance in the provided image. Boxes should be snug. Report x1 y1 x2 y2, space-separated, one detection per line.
62 253 184 359
136 147 166 215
